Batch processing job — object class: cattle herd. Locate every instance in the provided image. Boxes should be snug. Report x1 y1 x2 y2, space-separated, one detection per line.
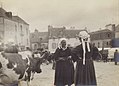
0 48 52 86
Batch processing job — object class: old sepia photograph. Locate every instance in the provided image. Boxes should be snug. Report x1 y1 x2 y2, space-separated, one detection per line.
0 0 119 86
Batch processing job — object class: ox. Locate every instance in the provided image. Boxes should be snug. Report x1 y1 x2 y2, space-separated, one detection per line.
0 51 42 86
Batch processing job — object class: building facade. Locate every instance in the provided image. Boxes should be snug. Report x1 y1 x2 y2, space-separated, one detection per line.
30 29 48 50
111 24 119 47
48 25 85 53
90 24 115 48
115 24 119 38
0 8 30 49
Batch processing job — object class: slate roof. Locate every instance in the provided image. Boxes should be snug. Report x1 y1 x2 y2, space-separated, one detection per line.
0 8 29 25
12 16 29 25
48 26 86 39
0 8 6 17
30 32 48 43
64 29 83 38
90 29 112 34
115 24 119 32
48 27 65 38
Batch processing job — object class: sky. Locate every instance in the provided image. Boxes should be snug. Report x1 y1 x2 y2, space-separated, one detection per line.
1 0 119 32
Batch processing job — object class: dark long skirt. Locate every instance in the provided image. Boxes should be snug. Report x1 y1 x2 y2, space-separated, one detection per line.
114 53 119 62
75 59 97 86
54 60 74 85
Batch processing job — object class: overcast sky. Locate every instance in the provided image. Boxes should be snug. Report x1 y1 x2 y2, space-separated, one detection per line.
1 0 119 32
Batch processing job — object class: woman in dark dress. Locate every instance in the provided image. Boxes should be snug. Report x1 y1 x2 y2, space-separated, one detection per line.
53 38 74 86
72 31 97 86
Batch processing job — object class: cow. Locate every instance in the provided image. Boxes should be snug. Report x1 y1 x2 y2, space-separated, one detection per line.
32 48 50 65
0 51 42 86
30 50 49 80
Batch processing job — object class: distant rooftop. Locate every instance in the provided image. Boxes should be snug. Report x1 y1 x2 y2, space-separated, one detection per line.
0 7 29 25
30 30 48 43
90 29 111 34
115 24 119 32
12 16 29 25
48 25 87 38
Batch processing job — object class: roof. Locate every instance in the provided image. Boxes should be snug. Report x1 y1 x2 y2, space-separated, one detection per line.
49 26 86 38
90 29 112 34
12 16 29 25
0 8 29 25
64 29 82 38
30 32 48 43
0 8 6 17
49 27 66 38
115 24 119 32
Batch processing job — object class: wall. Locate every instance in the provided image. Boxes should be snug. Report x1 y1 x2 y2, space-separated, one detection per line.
48 39 59 53
1 18 30 49
115 32 119 38
67 38 81 47
91 39 111 48
0 17 4 42
48 38 81 53
91 31 113 41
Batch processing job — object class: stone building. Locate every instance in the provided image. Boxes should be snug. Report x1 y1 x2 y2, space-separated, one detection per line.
90 24 115 48
48 25 85 53
115 24 119 38
0 8 30 50
30 29 48 50
111 24 119 47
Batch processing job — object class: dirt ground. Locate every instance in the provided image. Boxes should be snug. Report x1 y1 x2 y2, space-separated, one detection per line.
21 61 119 86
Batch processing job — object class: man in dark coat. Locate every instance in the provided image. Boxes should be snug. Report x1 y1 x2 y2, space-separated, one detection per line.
114 49 119 65
53 38 74 86
72 31 97 86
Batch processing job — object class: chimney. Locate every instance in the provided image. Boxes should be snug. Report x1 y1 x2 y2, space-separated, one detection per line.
34 29 39 33
105 24 115 31
5 12 12 18
48 25 53 30
112 24 115 31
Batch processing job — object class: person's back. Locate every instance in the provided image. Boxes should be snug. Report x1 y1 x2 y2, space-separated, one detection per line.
114 49 119 65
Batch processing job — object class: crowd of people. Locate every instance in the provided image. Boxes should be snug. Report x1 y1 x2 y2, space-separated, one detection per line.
0 30 119 86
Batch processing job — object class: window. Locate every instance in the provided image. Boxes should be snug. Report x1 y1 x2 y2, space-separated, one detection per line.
107 42 108 45
27 39 29 45
107 34 110 38
98 42 100 48
15 25 17 32
26 28 29 35
14 25 17 43
34 44 38 50
52 43 57 49
20 25 23 33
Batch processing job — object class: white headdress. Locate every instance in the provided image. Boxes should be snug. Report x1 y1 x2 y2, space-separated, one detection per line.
78 31 90 65
58 38 67 50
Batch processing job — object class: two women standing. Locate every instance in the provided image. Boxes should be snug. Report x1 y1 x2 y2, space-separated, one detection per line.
53 31 98 86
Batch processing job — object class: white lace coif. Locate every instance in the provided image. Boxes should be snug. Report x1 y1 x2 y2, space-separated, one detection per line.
58 38 68 50
78 31 90 65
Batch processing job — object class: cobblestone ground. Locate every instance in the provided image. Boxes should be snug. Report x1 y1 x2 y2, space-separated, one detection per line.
21 61 119 86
